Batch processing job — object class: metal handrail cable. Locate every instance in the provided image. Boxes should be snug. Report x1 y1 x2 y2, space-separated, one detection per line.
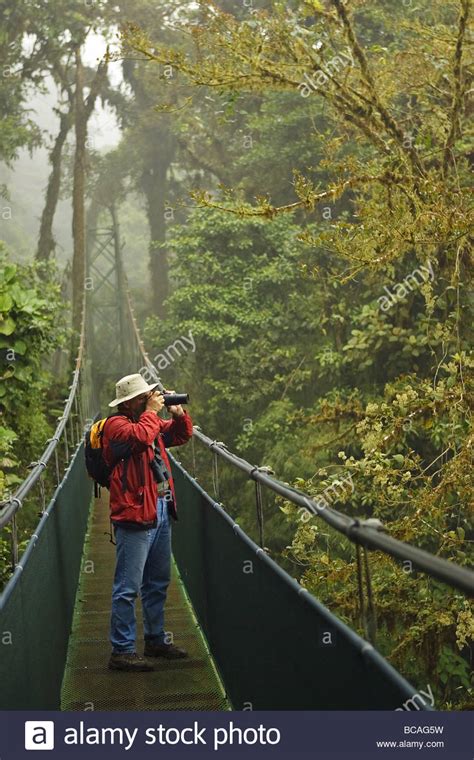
124 291 474 598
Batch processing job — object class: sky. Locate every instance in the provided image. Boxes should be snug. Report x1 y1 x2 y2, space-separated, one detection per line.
83 29 123 151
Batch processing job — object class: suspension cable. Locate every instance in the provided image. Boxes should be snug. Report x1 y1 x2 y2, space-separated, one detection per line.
124 285 164 390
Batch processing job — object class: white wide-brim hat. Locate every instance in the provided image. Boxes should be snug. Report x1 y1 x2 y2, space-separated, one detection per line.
109 373 160 407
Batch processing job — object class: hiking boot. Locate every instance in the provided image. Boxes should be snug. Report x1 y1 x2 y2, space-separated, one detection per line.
108 652 154 671
144 641 188 659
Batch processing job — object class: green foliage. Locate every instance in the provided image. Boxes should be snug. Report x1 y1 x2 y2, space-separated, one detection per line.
145 209 316 434
0 21 41 163
0 245 68 586
136 0 473 708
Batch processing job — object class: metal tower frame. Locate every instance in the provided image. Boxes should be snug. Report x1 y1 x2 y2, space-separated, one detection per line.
86 204 130 387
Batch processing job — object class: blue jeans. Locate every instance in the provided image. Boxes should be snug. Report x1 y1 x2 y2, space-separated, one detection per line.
110 497 171 653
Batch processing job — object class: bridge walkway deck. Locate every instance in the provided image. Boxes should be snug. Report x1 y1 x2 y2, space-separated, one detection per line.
61 492 230 711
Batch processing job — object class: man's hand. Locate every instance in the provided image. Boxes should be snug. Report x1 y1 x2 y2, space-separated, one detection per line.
146 391 165 413
164 389 184 417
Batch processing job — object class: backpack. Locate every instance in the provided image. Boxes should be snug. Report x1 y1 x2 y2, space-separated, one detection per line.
84 415 133 496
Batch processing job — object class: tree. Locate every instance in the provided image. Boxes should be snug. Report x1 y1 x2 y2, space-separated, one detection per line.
104 2 172 315
1 0 113 325
36 64 75 262
71 48 108 332
124 0 473 707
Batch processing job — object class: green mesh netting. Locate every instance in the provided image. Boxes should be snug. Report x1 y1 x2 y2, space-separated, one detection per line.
0 444 92 709
170 455 428 711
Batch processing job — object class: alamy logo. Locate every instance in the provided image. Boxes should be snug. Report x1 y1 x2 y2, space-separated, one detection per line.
24 721 55 750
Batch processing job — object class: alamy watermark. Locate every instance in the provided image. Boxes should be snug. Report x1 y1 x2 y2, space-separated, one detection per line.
298 46 354 98
140 329 195 378
377 260 434 312
395 683 435 711
297 472 354 523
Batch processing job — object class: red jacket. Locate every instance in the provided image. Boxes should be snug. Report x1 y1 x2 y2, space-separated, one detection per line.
102 409 193 525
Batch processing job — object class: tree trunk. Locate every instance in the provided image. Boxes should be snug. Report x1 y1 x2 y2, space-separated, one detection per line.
141 131 176 318
144 164 168 318
71 51 108 333
71 47 86 334
36 108 73 261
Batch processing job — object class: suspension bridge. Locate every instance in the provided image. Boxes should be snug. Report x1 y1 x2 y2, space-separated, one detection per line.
1 212 473 712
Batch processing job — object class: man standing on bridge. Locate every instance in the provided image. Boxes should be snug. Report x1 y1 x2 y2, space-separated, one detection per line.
103 373 193 672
